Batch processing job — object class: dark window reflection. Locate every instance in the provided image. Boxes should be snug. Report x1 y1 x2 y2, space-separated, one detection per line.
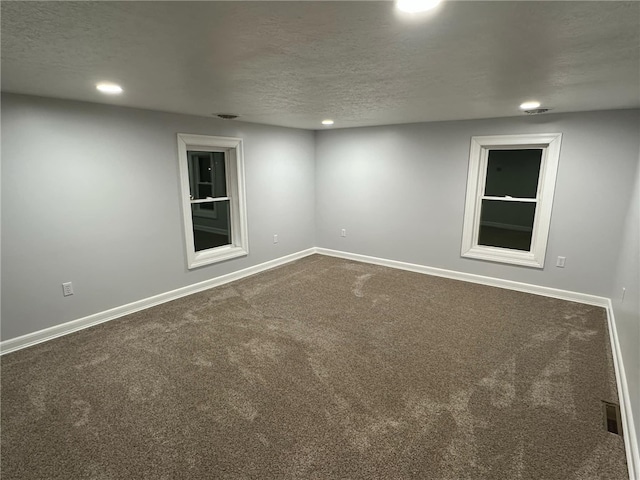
188 151 227 200
191 201 231 252
478 200 536 251
198 156 212 183
485 149 542 198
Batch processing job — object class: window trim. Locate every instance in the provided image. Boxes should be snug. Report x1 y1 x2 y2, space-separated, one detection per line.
177 133 249 269
461 133 562 268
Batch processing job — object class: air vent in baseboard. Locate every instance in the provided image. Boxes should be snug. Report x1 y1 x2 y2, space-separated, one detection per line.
602 401 623 436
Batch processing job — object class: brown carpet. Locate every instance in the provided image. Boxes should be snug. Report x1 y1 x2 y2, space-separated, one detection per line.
1 255 628 479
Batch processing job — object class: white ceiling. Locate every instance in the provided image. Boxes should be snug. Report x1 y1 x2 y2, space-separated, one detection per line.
2 1 639 130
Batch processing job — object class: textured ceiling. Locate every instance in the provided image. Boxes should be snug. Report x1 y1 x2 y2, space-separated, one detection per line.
2 1 639 130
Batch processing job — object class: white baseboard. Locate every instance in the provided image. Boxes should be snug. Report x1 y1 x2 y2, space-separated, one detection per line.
316 248 609 306
316 247 638 479
606 301 639 480
2 246 636 478
4 247 610 355
0 248 316 356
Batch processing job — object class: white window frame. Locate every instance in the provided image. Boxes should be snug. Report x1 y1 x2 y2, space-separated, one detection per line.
461 133 562 268
177 134 249 269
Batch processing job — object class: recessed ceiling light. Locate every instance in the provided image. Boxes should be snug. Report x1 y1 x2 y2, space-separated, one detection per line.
395 0 442 13
321 119 334 126
520 101 541 110
96 83 123 94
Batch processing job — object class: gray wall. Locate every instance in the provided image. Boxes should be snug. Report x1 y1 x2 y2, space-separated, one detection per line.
315 109 640 449
1 93 316 340
611 154 640 441
3 94 638 446
315 109 640 296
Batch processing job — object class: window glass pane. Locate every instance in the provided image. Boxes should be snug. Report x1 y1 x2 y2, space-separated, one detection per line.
198 155 212 183
198 183 212 199
188 151 227 199
212 152 227 198
191 200 231 252
484 149 542 198
478 200 536 251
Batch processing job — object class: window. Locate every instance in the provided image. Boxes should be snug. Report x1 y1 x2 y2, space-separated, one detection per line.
177 134 248 269
461 133 562 268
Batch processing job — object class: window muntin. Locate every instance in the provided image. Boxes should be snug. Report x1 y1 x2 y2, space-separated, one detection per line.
177 134 248 269
461 133 562 268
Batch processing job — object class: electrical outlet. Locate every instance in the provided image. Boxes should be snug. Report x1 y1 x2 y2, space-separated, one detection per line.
341 229 346 237
273 234 278 244
62 282 74 297
556 256 566 268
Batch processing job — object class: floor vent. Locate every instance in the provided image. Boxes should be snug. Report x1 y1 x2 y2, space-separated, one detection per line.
602 401 623 436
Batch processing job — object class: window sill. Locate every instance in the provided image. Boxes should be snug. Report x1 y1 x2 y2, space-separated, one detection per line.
188 245 248 269
462 245 544 269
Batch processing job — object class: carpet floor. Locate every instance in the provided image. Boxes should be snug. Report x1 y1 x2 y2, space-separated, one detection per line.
1 255 628 479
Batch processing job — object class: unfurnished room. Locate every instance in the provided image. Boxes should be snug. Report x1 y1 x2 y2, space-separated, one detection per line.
1 1 639 479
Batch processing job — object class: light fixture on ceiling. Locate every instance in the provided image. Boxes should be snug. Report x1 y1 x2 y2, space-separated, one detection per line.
519 101 541 110
321 119 334 126
523 108 551 115
395 0 442 14
96 83 123 94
